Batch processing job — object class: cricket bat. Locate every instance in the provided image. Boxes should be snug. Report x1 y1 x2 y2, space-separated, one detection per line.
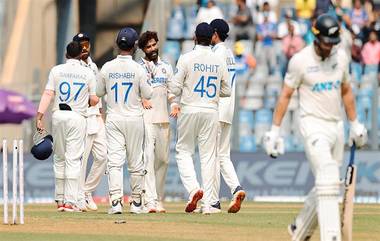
341 143 357 241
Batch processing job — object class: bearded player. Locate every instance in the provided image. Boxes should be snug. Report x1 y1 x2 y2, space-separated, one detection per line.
138 31 180 213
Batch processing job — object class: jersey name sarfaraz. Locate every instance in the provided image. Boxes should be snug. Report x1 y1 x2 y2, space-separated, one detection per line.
59 72 86 80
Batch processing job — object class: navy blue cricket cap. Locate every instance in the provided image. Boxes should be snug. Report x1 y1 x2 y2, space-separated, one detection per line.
195 22 214 39
116 27 138 50
73 32 90 42
210 19 229 40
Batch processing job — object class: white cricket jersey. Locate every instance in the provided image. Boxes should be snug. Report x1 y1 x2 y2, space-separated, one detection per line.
96 55 153 117
45 59 96 116
285 45 350 121
213 42 236 124
139 57 174 124
81 57 102 116
169 45 231 113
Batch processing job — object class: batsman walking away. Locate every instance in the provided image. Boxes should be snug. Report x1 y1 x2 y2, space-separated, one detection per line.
263 14 367 241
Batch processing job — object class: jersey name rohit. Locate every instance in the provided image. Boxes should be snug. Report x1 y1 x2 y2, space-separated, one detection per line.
193 63 220 73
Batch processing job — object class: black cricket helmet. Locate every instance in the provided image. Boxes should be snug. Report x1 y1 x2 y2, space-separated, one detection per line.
31 130 53 161
312 14 341 45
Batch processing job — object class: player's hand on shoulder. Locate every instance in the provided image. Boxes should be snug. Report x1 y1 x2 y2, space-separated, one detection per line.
170 104 180 118
142 99 152 109
262 125 284 158
349 119 367 148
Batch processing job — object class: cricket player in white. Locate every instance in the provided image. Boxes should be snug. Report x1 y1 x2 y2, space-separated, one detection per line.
97 27 153 214
137 31 180 213
169 22 231 214
263 14 367 241
73 33 107 212
36 41 99 212
209 19 246 213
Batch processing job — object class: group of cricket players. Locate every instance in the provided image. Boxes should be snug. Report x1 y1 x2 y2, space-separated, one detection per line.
36 12 368 241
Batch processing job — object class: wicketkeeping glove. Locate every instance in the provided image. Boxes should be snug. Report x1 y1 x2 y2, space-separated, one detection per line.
262 125 285 158
349 119 367 148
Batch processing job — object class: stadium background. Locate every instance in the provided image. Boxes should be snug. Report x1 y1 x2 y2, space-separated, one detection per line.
0 0 379 203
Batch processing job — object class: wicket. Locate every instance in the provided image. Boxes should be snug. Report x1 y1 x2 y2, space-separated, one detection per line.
2 139 24 225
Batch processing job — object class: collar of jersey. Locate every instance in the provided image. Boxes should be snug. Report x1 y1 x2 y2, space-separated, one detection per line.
66 59 81 64
195 45 212 51
311 44 338 62
213 42 225 50
117 55 132 59
87 56 94 64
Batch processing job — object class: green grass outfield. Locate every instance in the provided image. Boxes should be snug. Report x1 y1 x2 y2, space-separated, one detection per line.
0 202 379 241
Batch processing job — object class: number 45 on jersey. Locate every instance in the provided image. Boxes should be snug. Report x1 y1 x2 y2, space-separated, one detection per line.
194 75 217 98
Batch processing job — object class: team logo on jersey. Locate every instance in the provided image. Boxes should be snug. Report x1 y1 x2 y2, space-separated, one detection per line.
311 80 341 92
151 77 167 84
162 68 166 74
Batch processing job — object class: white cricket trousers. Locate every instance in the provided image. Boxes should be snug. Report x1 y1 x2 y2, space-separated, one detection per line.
176 110 218 207
78 116 107 200
106 115 145 203
52 110 86 204
144 122 170 206
211 122 241 204
295 115 344 241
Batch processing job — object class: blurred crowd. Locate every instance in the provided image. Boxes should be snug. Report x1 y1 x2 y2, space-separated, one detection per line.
169 0 380 77
164 0 380 152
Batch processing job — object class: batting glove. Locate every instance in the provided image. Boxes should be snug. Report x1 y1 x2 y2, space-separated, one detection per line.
262 125 285 158
349 119 367 148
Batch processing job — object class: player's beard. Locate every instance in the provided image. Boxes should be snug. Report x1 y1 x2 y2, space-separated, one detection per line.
146 49 159 62
81 51 89 61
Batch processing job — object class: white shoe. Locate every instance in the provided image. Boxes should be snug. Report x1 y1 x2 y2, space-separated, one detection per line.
193 206 221 214
76 199 88 212
144 202 157 213
130 201 143 214
208 206 222 214
192 207 202 213
156 201 166 213
85 192 98 211
108 198 123 214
